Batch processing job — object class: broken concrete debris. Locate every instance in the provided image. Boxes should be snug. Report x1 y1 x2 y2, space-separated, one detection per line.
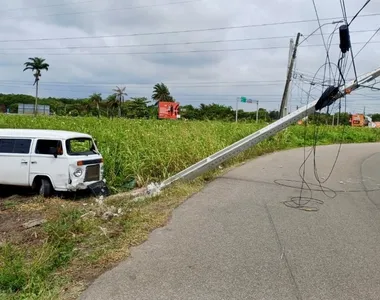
22 219 47 229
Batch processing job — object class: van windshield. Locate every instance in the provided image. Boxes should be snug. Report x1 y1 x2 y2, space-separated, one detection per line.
66 138 98 156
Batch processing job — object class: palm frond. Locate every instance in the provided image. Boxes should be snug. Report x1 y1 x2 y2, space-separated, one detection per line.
40 63 49 70
23 57 49 77
23 66 33 72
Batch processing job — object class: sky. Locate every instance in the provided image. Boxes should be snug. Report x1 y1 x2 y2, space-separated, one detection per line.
0 0 380 114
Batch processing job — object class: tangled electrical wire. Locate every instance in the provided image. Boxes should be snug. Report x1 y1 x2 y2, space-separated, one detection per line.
277 0 376 212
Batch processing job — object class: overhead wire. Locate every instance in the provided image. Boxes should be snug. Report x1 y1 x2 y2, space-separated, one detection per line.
282 0 380 211
0 0 110 12
345 26 380 78
2 32 378 51
1 40 380 56
303 29 349 209
348 0 372 26
0 0 202 20
340 0 349 22
280 0 362 212
312 0 334 80
1 14 380 44
0 79 285 85
341 0 358 82
1 3 377 117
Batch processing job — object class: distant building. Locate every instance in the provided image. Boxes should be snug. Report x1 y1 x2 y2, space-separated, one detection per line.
18 103 50 115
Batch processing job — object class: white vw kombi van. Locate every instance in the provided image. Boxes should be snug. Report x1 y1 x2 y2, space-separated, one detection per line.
0 129 106 197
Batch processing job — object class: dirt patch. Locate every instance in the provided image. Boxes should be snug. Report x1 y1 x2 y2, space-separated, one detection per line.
0 205 46 246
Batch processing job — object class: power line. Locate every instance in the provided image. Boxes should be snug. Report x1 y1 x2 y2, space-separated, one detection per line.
0 13 379 43
345 26 380 77
0 36 299 51
1 29 378 51
312 0 333 76
0 84 286 93
2 40 379 55
0 77 375 89
5 83 379 93
340 0 349 23
349 0 372 25
0 83 376 100
0 85 288 92
298 20 344 46
0 0 201 20
0 79 285 86
0 0 114 12
360 85 380 91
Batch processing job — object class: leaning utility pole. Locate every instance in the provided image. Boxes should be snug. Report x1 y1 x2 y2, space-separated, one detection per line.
280 32 301 118
144 66 380 196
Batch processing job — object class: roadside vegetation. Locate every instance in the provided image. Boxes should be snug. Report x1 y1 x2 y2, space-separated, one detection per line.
1 114 380 299
1 114 379 193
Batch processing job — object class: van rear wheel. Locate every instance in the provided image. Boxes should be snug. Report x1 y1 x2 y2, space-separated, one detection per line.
39 178 53 197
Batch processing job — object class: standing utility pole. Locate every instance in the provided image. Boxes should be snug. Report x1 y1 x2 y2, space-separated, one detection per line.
280 33 301 118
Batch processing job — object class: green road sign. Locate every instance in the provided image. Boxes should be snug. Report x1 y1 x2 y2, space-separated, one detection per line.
240 96 247 103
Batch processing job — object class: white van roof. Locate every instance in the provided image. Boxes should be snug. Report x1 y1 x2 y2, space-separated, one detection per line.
0 129 92 140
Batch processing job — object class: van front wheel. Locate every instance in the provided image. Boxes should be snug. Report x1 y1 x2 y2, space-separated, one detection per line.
39 178 53 197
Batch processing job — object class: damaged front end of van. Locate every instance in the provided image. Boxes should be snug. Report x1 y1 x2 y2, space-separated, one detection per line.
67 159 109 197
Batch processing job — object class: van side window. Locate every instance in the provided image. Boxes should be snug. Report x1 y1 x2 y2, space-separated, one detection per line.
35 139 63 155
0 138 31 154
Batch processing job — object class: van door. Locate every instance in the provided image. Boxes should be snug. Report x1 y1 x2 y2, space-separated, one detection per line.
29 139 69 190
0 138 32 186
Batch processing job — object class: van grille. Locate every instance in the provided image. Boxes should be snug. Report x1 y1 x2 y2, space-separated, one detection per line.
84 164 100 182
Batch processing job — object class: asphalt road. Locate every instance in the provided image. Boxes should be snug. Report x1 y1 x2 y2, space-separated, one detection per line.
80 143 380 300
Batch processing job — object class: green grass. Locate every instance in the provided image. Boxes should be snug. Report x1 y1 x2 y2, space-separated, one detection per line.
0 207 94 299
1 114 380 192
1 114 380 299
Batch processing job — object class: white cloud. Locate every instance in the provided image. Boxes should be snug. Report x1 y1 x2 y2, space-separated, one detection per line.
0 0 379 113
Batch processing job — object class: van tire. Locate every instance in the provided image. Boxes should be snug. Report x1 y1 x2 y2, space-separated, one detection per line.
39 178 53 197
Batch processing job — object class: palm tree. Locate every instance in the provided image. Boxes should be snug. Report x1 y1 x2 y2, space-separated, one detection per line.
23 57 49 116
152 83 173 106
106 94 118 119
89 93 102 118
112 86 127 117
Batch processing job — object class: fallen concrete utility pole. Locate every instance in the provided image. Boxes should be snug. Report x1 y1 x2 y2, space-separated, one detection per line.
145 66 380 196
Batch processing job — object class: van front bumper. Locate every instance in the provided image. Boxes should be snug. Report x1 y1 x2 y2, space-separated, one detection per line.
87 180 110 197
67 179 109 196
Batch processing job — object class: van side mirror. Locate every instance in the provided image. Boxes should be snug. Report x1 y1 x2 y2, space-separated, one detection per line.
49 147 58 158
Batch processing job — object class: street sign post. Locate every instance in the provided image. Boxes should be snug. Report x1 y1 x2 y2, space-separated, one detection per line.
236 96 259 123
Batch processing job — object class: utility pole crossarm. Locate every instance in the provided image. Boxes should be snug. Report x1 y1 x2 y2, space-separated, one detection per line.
146 66 380 195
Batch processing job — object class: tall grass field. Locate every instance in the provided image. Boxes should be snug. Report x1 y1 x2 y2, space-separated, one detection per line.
1 114 380 300
1 114 380 192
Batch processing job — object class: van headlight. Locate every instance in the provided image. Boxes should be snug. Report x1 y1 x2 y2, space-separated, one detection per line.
74 168 83 177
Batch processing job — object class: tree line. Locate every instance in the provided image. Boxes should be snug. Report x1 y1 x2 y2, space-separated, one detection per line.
0 56 278 121
18 57 177 117
0 92 279 121
1 56 378 124
1 92 374 124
